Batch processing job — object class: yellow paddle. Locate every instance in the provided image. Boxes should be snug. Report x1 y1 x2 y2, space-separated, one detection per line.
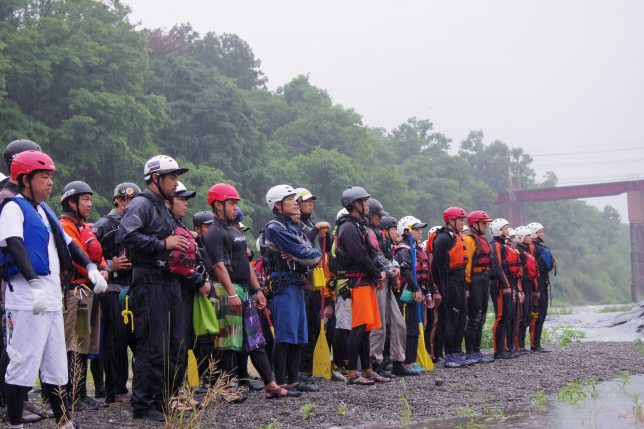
312 237 331 379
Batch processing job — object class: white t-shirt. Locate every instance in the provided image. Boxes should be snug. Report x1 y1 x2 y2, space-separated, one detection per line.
0 196 72 311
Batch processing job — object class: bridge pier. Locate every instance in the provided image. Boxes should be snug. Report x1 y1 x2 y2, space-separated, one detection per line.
627 190 644 302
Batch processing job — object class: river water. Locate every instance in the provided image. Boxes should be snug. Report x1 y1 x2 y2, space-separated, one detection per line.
415 374 644 429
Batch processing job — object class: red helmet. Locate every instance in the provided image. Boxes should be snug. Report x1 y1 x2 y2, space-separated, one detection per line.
10 150 56 181
443 206 467 223
467 210 493 226
208 183 240 205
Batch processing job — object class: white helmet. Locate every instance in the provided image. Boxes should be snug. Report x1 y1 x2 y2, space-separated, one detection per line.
144 155 188 180
508 227 516 239
515 226 531 243
489 218 509 237
397 216 428 237
527 222 544 238
174 181 196 199
294 187 317 202
265 184 297 209
429 225 441 235
336 208 349 220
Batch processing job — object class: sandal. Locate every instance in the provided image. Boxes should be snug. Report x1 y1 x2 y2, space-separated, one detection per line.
265 386 288 399
347 375 374 386
222 387 248 404
368 373 392 383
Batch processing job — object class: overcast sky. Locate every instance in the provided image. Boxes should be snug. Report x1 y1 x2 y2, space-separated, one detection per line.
124 0 644 221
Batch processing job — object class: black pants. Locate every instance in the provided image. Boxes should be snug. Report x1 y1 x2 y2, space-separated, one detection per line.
534 277 549 348
194 335 215 385
441 274 467 355
465 272 489 355
332 328 350 369
506 277 519 351
401 301 419 364
427 301 444 359
517 279 532 350
101 290 136 402
300 289 321 374
273 343 301 385
347 324 371 371
490 283 512 354
130 268 186 412
5 383 70 426
222 347 274 385
258 308 274 367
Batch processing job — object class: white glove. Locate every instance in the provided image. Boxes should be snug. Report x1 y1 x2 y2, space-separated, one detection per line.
28 279 48 315
87 264 108 294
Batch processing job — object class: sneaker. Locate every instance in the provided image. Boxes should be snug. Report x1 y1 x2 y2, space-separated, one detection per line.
295 382 320 393
23 401 48 419
459 354 477 366
392 362 416 376
494 351 513 359
465 353 482 364
331 370 347 382
133 408 165 422
239 379 264 391
478 352 495 363
532 346 551 353
372 362 395 378
22 408 41 423
410 363 425 374
443 355 463 368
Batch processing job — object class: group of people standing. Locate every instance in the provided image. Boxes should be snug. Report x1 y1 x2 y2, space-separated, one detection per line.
0 140 555 428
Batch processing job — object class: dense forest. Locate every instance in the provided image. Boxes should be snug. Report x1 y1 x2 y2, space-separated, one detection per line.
0 0 631 304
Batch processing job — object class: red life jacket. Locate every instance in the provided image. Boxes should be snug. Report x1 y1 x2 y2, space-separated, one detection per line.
471 234 491 268
168 226 198 277
79 225 103 263
416 246 431 285
524 252 538 280
504 244 522 278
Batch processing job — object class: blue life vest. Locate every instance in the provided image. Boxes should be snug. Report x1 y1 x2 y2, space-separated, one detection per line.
0 196 66 278
536 243 555 272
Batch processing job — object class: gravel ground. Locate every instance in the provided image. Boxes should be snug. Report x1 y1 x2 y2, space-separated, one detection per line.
9 341 644 429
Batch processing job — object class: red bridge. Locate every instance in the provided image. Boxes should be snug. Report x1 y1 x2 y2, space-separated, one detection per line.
497 179 644 301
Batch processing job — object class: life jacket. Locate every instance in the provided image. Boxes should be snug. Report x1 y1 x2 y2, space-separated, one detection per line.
471 234 491 268
168 226 198 277
503 244 522 278
449 233 468 270
0 197 68 279
425 231 437 256
416 246 431 285
60 215 104 263
524 251 538 280
534 242 555 272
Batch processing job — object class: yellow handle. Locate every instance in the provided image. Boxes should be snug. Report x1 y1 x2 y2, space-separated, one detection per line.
121 295 134 332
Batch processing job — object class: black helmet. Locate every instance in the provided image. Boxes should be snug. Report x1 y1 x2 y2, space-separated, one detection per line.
113 182 142 199
193 210 215 227
340 186 370 209
60 181 93 204
379 216 398 230
367 198 388 217
4 139 41 170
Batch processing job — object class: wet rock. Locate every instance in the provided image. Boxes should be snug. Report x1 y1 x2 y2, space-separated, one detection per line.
435 378 444 386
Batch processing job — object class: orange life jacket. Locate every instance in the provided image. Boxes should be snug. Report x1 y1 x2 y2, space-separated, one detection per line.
449 233 468 270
